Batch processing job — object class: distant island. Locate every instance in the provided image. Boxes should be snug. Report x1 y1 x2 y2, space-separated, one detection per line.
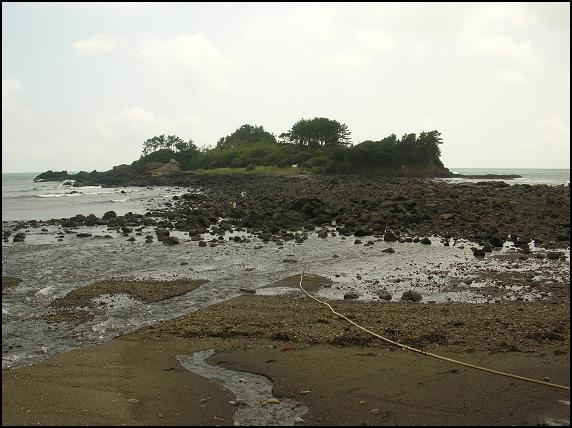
34 117 520 185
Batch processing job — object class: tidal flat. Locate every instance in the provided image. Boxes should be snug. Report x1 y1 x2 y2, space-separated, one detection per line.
2 176 570 425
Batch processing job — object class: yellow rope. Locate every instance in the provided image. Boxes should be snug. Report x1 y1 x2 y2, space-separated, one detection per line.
298 272 570 391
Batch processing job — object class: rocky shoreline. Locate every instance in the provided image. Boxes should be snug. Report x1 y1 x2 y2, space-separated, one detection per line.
5 174 570 249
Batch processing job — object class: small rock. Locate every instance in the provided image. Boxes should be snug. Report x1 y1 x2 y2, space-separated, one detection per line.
383 231 398 242
420 237 431 245
344 292 360 300
371 408 381 415
127 398 140 404
382 247 395 253
282 258 298 263
165 236 180 245
472 248 486 258
294 417 305 423
265 399 280 404
401 290 422 302
299 390 311 395
547 252 564 260
377 291 392 301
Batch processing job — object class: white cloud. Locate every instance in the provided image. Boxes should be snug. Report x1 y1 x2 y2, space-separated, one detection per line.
496 67 527 85
72 34 122 57
472 35 543 71
93 107 204 155
94 107 169 141
541 115 570 148
2 78 22 111
136 34 237 89
355 29 394 53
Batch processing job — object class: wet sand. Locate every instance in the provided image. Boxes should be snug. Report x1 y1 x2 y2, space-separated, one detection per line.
3 293 570 426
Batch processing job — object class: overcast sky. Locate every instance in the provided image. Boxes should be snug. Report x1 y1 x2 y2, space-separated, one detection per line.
2 2 570 172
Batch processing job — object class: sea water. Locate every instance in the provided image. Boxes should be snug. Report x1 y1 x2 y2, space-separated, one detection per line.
1 172 188 222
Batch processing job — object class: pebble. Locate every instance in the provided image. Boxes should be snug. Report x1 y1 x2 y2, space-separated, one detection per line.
265 399 281 404
127 398 140 404
295 417 305 423
299 390 311 395
371 408 381 415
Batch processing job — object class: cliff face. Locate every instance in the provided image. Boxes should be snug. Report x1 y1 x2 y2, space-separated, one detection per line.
147 159 182 176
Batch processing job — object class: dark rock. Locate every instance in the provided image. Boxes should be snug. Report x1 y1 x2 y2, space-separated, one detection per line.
317 229 328 238
401 290 422 302
165 236 180 245
489 236 505 247
382 247 395 253
198 241 207 247
76 233 92 238
377 290 392 301
344 292 360 300
12 233 26 242
471 248 486 258
482 243 493 252
420 237 432 245
383 231 398 242
547 251 564 260
155 228 170 242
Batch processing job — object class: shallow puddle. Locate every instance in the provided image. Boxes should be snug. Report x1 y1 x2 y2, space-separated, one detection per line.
178 350 307 426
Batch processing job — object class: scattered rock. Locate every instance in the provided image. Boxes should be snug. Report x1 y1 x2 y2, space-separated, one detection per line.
165 236 180 245
401 290 422 302
12 233 26 242
344 292 360 300
383 231 398 242
377 290 392 301
382 247 395 253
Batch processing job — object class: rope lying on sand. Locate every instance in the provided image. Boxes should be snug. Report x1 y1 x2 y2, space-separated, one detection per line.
298 272 570 391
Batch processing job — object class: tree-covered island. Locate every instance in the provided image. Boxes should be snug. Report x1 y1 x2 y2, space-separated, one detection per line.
34 117 520 185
